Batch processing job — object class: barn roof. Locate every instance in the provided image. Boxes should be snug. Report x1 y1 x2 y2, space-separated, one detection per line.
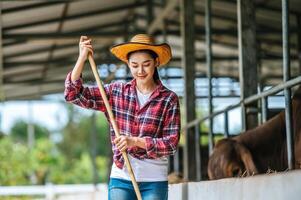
1 0 300 100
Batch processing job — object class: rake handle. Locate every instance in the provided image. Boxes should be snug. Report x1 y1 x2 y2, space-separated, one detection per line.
88 55 142 200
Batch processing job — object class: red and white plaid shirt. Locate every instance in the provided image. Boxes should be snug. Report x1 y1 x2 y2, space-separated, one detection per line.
64 72 181 169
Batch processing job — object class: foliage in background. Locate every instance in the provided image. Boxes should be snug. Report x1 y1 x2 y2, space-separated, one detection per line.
0 104 111 185
58 104 110 159
10 120 50 142
0 138 32 185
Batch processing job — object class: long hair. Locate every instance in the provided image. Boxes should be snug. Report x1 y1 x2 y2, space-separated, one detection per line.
127 49 160 81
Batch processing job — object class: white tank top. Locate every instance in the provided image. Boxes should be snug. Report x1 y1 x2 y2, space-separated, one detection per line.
110 87 168 182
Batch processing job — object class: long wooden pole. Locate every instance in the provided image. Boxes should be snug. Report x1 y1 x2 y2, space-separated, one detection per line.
88 55 142 200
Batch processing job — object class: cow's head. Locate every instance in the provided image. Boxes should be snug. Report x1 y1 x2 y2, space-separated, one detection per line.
208 138 258 180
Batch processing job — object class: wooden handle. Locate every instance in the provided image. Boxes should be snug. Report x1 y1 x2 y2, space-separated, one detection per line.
88 55 142 200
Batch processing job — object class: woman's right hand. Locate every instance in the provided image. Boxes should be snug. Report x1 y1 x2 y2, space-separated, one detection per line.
79 36 94 60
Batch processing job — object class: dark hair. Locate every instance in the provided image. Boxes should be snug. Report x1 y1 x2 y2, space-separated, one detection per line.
127 49 160 81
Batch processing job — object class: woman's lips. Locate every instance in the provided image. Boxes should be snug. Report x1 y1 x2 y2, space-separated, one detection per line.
137 75 147 79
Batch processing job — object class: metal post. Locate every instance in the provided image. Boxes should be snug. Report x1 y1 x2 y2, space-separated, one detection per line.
224 111 230 138
90 112 99 185
261 96 268 123
162 20 168 82
27 101 35 149
123 20 130 81
147 0 154 26
0 3 3 101
0 4 3 134
161 7 171 173
205 0 214 154
195 123 201 181
257 40 267 124
180 0 197 181
173 147 180 174
297 15 301 73
27 101 37 184
282 0 295 170
237 0 258 131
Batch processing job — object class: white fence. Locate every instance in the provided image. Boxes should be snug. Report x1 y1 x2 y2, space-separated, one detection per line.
2 170 301 200
0 183 108 200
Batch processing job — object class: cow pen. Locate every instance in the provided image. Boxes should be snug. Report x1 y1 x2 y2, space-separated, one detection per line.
182 76 301 181
172 0 301 185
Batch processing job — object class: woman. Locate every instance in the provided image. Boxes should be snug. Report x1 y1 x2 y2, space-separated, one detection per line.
65 34 181 200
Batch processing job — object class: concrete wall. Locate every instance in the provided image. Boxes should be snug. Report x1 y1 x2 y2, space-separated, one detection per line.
3 171 300 199
168 169 301 200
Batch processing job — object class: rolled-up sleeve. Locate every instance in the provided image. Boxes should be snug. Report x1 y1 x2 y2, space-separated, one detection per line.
64 71 111 112
144 97 181 158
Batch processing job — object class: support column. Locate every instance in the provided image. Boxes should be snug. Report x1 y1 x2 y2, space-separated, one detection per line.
123 20 130 81
0 3 3 134
237 0 258 131
147 0 154 26
180 0 197 181
205 0 214 154
297 15 301 74
0 3 3 101
90 112 99 185
27 101 35 149
282 0 294 170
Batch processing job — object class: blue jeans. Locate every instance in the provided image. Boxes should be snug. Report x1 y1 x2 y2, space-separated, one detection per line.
108 178 168 200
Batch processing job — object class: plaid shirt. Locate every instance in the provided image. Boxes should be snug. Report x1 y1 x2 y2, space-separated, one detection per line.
64 72 181 169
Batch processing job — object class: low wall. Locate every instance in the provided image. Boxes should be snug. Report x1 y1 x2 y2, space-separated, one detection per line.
168 169 301 200
1 170 300 199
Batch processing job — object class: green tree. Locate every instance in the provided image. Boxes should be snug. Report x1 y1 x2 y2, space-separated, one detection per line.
10 120 50 143
0 137 32 185
58 105 110 160
31 138 62 185
57 104 111 182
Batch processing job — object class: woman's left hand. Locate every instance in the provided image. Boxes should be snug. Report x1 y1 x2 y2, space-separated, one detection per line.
114 136 136 152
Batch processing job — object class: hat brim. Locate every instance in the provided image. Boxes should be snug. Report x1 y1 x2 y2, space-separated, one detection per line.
110 42 172 67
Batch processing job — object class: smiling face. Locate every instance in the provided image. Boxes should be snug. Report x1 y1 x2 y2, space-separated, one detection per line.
127 51 159 86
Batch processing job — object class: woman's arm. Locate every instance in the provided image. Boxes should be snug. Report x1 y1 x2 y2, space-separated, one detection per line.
114 136 146 152
65 36 112 112
71 36 94 81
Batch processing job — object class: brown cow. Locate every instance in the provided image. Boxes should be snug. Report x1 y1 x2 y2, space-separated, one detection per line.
208 85 301 180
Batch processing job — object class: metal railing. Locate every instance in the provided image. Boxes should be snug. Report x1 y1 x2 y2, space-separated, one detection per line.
176 0 298 181
182 76 301 181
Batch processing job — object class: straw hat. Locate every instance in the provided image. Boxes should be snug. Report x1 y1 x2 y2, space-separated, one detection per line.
110 34 172 67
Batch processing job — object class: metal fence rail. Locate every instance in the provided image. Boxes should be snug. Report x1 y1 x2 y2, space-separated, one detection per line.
185 76 301 128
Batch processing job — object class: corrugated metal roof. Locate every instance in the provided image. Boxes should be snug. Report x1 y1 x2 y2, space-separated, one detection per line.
1 0 300 100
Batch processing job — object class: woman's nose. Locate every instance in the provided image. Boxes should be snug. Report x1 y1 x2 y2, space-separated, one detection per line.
138 66 144 74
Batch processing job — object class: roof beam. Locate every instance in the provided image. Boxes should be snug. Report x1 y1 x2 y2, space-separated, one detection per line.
41 2 70 86
2 1 67 14
147 0 178 34
4 20 126 58
6 26 298 40
4 30 128 40
3 2 145 32
5 43 75 59
4 52 299 69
